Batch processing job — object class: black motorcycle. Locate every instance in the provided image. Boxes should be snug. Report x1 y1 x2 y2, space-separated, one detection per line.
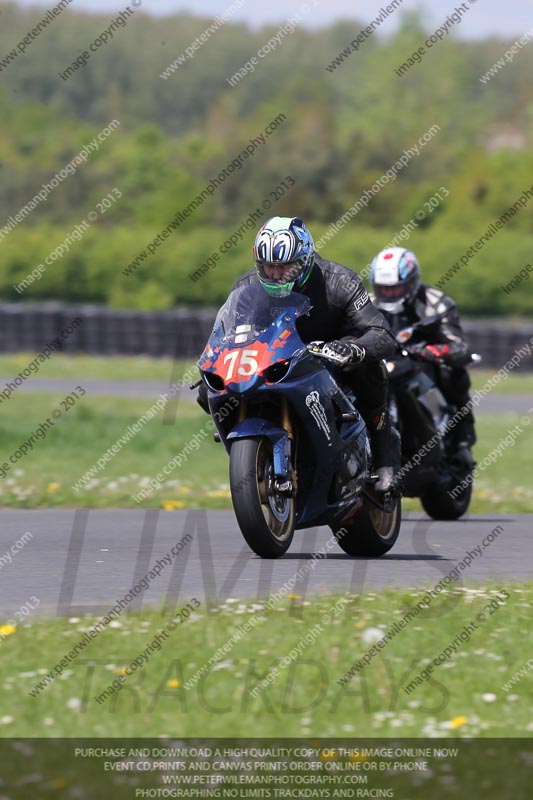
385 314 480 520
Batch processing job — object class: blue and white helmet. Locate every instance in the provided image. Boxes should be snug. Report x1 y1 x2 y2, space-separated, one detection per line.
253 216 315 297
370 247 420 313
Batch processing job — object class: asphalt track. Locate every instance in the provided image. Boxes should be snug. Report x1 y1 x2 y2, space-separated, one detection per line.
0 510 531 618
1 375 532 415
1 378 531 618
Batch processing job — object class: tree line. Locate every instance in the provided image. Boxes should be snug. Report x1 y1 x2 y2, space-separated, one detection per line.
0 3 532 314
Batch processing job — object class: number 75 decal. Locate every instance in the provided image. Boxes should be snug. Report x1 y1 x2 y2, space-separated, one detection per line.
223 349 259 381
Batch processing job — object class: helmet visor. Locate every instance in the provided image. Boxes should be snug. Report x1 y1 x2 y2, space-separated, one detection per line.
374 273 418 308
374 283 405 301
256 258 305 294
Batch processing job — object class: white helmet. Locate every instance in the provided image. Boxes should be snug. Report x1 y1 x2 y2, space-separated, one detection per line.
370 247 420 313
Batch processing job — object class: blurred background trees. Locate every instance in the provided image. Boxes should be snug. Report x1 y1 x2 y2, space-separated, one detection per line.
0 3 532 314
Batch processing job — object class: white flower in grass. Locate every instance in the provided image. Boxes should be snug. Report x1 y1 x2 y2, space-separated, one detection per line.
67 697 82 711
481 693 497 703
0 716 13 724
108 620 122 628
361 627 383 645
68 617 80 624
18 773 43 783
43 717 55 726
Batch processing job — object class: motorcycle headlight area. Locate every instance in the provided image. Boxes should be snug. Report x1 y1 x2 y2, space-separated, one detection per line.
263 360 291 383
203 372 225 391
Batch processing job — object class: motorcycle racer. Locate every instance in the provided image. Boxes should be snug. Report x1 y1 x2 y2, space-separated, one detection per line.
198 216 400 492
370 247 476 449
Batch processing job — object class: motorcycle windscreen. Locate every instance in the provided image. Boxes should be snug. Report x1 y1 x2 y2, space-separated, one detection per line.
199 284 311 385
212 284 311 346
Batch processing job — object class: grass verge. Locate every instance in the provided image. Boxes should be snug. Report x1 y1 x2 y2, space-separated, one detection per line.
470 368 533 394
0 392 531 512
0 354 195 383
2 584 532 737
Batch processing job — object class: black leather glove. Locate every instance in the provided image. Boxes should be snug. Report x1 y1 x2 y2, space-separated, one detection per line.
308 339 366 367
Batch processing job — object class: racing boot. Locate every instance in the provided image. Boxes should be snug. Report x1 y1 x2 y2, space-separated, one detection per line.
366 410 401 493
453 405 477 448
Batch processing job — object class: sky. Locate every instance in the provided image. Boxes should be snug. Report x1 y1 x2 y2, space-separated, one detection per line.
12 0 533 39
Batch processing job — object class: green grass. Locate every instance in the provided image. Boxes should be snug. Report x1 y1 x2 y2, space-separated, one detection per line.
0 394 230 509
0 353 196 383
471 368 533 394
0 392 532 511
2 585 532 738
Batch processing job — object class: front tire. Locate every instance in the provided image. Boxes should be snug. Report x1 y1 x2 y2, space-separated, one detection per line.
230 437 295 558
332 490 401 557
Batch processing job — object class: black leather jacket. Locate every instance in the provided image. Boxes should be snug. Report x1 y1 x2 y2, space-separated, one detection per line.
233 254 397 362
372 283 470 368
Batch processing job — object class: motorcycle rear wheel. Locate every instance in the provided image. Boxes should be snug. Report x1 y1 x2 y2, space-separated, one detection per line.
230 437 295 558
420 474 472 520
332 490 401 557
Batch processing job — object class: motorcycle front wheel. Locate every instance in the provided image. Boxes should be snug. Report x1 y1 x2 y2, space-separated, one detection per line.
230 437 295 558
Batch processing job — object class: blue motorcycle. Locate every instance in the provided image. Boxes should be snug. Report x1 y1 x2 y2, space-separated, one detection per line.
198 284 401 558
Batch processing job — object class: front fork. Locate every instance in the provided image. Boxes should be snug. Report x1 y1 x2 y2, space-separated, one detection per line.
228 398 295 497
276 398 296 497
